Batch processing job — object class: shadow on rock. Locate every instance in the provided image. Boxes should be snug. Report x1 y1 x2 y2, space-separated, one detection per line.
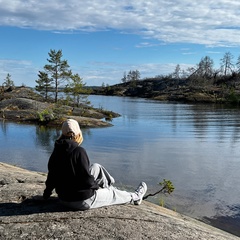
0 196 71 216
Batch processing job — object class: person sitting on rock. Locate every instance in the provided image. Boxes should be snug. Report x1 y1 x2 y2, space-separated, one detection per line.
43 119 147 210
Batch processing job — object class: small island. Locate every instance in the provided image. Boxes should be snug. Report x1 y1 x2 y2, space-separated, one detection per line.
0 49 121 128
0 86 120 128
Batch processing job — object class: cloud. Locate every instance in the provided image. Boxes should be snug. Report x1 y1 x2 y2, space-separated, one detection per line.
0 59 37 86
0 0 238 87
135 42 165 48
0 0 240 46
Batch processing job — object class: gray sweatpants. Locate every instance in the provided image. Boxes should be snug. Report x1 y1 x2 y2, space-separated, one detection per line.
60 163 134 210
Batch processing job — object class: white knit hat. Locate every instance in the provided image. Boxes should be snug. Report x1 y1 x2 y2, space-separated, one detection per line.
62 119 81 136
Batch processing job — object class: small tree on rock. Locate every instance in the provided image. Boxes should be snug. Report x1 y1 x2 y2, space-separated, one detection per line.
3 73 15 88
35 71 52 100
44 49 72 102
64 73 90 107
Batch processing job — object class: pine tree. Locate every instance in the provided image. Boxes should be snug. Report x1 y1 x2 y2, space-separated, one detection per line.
35 71 52 100
64 73 90 107
44 49 72 102
3 73 15 88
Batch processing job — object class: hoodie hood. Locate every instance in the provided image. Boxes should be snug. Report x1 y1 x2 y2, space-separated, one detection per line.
54 139 79 155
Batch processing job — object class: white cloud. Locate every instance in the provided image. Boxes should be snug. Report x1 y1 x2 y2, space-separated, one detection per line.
0 0 240 46
1 0 239 87
135 42 165 48
0 59 37 86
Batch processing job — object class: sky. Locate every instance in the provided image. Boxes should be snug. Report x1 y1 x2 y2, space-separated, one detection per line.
0 0 240 87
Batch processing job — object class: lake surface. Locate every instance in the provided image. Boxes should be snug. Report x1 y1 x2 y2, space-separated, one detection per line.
1 95 240 236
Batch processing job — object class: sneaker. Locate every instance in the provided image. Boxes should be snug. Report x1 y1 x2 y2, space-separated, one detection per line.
133 182 147 205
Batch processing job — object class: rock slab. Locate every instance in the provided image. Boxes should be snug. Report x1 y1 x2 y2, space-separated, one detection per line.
0 162 239 240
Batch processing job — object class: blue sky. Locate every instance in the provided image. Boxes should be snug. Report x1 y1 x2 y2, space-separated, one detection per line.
0 0 240 87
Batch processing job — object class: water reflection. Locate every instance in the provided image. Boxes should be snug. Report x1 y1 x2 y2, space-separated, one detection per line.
0 121 51 172
35 125 60 153
0 120 7 136
1 96 240 236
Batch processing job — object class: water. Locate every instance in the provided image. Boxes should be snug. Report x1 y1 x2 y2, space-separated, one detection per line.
1 95 240 236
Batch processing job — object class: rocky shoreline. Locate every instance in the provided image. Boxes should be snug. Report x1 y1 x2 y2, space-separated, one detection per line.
92 77 240 104
0 162 239 240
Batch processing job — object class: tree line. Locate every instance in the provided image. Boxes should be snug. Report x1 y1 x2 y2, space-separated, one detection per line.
170 52 240 80
120 52 240 85
2 50 240 102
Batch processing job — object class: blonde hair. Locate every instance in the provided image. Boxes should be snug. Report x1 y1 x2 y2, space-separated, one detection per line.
59 133 83 145
73 133 83 145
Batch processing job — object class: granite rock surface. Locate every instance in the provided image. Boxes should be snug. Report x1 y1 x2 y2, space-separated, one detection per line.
0 162 239 240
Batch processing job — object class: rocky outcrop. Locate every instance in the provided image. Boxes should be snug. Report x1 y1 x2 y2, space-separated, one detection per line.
0 87 120 128
0 162 239 240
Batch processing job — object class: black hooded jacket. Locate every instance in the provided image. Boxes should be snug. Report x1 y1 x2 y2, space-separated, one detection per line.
43 139 99 201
